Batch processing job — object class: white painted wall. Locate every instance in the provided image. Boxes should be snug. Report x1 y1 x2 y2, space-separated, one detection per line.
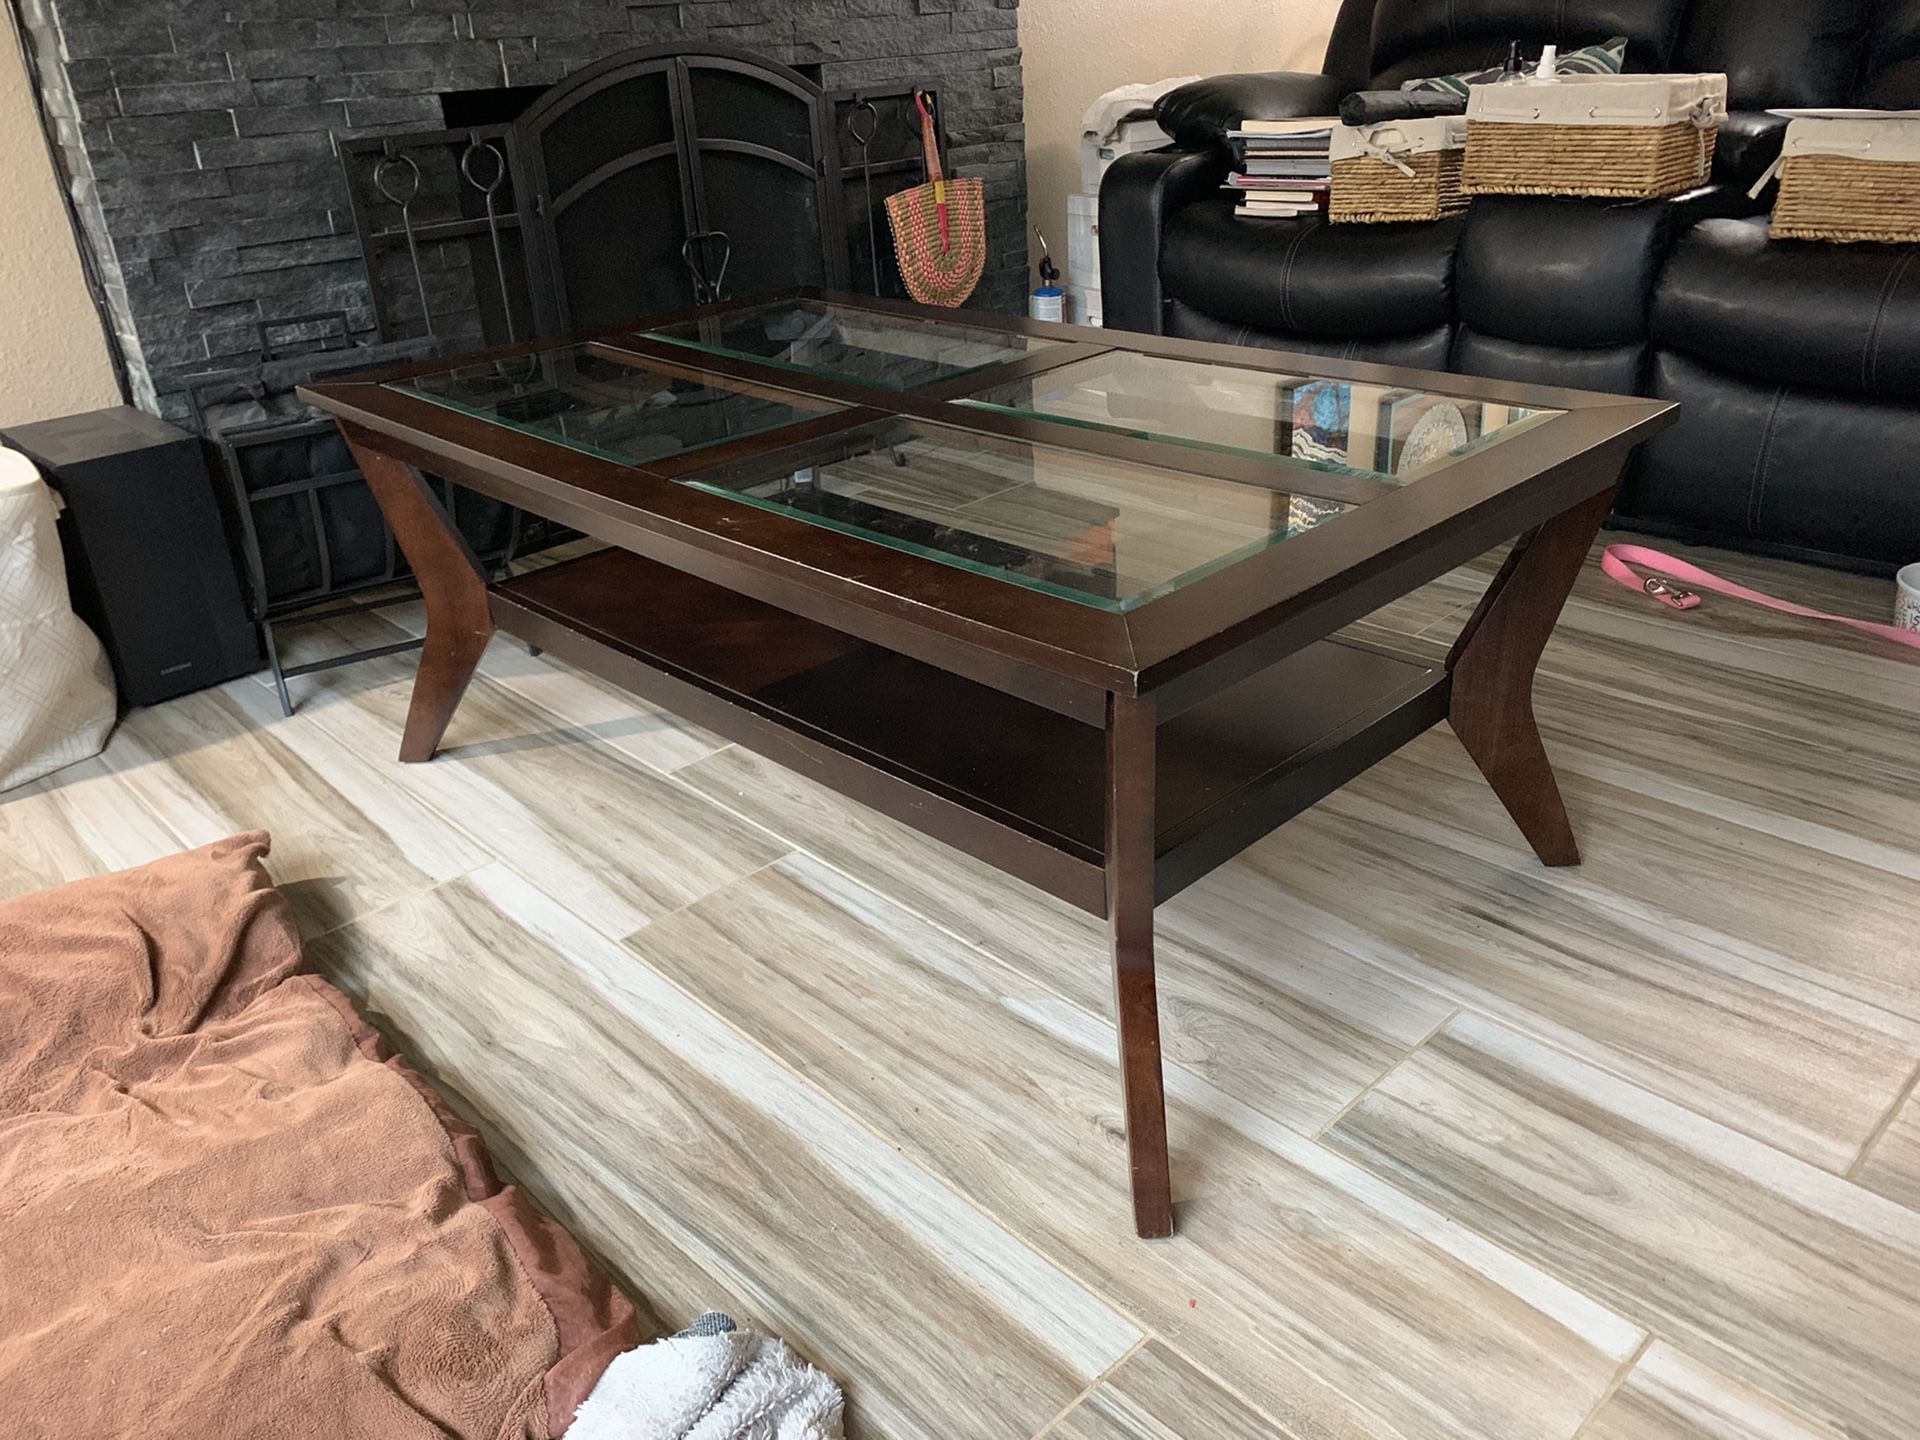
1 31 120 426
1020 0 1343 290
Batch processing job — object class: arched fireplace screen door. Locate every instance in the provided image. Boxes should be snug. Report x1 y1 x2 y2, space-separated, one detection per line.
516 45 848 334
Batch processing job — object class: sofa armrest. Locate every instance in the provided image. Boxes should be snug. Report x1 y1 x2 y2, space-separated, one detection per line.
1714 111 1790 193
1099 146 1230 335
1155 72 1353 149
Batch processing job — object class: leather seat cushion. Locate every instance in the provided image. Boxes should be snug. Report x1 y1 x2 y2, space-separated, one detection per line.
1164 300 1454 370
1451 330 1646 396
1653 217 1920 401
1161 197 1464 340
1624 351 1920 566
1456 196 1676 348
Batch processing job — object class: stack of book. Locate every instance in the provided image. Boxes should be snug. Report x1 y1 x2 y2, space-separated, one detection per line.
1226 117 1337 218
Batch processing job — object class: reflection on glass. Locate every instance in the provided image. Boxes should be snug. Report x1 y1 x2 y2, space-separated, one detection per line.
958 351 1558 482
674 419 1349 611
642 300 1060 390
387 344 840 466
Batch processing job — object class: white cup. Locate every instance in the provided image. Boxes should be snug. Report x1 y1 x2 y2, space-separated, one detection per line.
1897 563 1920 634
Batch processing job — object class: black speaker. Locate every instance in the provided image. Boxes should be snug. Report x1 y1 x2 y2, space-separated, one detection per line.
2 407 257 707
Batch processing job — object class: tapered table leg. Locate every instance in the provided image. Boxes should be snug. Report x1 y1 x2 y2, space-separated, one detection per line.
1448 483 1618 867
343 430 493 763
1106 690 1174 1239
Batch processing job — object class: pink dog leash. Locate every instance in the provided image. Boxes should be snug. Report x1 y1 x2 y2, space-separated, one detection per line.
1600 544 1920 651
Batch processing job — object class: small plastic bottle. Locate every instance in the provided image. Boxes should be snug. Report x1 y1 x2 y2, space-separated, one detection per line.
1029 245 1064 324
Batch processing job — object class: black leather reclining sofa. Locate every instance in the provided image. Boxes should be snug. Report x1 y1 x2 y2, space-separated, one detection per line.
1100 0 1920 571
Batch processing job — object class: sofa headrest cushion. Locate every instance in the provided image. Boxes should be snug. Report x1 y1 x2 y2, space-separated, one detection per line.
1368 0 1686 86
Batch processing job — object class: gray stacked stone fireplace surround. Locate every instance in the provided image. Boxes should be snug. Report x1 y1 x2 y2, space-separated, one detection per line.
15 0 1027 421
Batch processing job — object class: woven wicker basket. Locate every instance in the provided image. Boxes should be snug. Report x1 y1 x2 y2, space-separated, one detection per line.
1461 120 1718 198
1772 154 1920 244
1332 150 1467 223
1460 73 1727 200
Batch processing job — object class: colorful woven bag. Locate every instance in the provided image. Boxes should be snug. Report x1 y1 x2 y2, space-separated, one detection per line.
884 92 985 307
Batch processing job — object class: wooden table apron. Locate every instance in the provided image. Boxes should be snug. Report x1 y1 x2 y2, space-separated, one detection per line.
305 305 1671 1240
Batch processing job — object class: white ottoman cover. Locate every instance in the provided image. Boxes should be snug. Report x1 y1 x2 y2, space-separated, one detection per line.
0 448 115 792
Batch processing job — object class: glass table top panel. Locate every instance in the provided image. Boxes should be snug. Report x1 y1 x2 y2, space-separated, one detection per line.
673 418 1352 612
640 300 1064 391
957 351 1559 483
387 344 841 468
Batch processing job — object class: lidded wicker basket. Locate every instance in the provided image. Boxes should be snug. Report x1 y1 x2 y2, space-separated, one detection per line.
1768 111 1920 243
1330 117 1468 223
1462 73 1727 199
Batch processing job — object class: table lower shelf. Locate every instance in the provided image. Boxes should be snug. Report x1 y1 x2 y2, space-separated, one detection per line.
490 548 1449 916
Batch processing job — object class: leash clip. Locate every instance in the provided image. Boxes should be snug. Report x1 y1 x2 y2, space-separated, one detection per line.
1642 575 1699 609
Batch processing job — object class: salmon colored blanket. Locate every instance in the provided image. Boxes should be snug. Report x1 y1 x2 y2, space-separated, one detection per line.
0 833 639 1439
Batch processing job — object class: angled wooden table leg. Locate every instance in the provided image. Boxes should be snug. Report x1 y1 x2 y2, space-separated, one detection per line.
1106 690 1174 1239
1448 482 1618 867
342 429 493 763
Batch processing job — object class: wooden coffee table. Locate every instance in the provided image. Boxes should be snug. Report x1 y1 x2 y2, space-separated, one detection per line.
303 292 1674 1238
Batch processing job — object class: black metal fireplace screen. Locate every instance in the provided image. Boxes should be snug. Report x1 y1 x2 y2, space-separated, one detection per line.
191 46 953 712
337 49 951 351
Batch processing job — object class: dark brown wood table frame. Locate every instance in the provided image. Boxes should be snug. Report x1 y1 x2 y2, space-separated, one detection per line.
303 290 1675 1239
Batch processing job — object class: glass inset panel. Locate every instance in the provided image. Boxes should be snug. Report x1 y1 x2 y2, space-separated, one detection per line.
673 417 1350 611
958 351 1559 483
642 299 1061 390
387 344 841 468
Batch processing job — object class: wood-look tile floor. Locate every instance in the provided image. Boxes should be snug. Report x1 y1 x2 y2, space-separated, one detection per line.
8 532 1920 1438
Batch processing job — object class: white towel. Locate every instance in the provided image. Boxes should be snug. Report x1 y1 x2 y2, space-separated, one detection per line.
1080 77 1200 144
570 1314 844 1440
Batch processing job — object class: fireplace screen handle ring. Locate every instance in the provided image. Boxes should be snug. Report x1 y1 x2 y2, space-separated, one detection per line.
374 150 436 339
459 134 519 344
682 230 731 305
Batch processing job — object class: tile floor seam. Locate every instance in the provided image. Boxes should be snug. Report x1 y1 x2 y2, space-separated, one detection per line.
299 862 490 944
88 754 199 854
1314 1012 1910 1404
1567 1333 1654 1440
273 608 720 789
1312 1004 1463 1141
1387 781 1920 1061
1370 992 1889 1188
1846 1052 1920 1184
1546 746 1920 892
1408 599 1480 640
90 699 481 942
283 676 789 937
1027 1335 1148 1440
